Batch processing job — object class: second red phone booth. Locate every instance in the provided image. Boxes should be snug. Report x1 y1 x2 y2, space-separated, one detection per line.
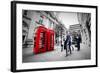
47 30 54 51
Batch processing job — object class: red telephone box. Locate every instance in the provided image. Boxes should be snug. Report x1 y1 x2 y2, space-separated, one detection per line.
33 26 47 54
47 30 54 51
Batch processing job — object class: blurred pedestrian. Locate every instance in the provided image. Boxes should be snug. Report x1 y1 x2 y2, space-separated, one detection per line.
61 40 63 52
64 38 68 56
64 32 72 56
67 34 72 54
77 33 82 51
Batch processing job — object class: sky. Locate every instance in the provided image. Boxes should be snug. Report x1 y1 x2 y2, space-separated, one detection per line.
58 12 79 29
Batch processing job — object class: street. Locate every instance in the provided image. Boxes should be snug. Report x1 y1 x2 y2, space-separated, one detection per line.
23 43 91 63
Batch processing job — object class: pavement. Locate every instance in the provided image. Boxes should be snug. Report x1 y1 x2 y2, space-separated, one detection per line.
22 43 91 63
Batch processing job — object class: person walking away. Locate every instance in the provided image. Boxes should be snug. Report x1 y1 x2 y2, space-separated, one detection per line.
77 33 82 51
64 38 68 56
67 34 72 54
61 40 64 52
64 33 72 56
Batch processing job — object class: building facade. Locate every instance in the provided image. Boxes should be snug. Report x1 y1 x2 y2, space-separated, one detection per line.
77 13 91 46
22 10 66 49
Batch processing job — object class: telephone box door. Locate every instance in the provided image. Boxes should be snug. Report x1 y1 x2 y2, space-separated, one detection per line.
47 30 54 51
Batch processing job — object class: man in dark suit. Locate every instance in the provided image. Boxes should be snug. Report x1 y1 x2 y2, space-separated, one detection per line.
64 39 67 55
77 34 82 51
64 33 72 56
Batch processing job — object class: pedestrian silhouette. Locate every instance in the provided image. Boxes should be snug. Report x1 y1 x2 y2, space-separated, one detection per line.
61 42 63 52
64 32 72 56
77 34 82 51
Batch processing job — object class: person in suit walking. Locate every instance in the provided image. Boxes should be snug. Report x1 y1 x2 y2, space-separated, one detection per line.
64 32 72 56
61 41 63 52
77 33 82 51
64 38 68 56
